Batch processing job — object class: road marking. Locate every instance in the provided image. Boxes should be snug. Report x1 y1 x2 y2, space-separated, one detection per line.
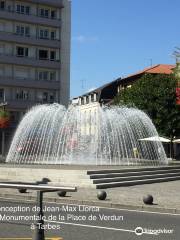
0 197 180 216
48 200 180 216
47 220 156 235
0 238 63 240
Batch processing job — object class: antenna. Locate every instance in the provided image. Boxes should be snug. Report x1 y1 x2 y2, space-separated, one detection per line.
81 79 86 92
149 58 153 66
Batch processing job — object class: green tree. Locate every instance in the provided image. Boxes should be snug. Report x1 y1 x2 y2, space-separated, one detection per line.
114 73 180 137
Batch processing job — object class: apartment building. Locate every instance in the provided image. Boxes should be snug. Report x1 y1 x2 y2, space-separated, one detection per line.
0 0 71 154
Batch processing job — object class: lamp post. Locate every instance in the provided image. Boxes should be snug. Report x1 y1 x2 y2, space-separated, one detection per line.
0 102 8 157
170 129 176 159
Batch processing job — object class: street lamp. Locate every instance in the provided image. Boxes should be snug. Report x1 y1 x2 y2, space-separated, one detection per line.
170 129 176 159
0 102 8 157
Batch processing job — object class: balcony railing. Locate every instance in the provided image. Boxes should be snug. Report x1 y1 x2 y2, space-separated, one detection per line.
0 8 61 27
0 75 60 90
0 6 61 21
6 99 58 110
0 53 60 69
0 30 60 48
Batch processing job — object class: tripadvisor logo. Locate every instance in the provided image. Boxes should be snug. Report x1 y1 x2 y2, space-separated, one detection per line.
135 227 143 236
135 226 174 236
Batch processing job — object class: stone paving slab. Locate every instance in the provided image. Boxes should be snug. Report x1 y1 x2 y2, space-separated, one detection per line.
0 180 179 214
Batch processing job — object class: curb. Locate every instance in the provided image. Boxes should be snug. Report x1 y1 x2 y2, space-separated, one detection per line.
0 193 179 215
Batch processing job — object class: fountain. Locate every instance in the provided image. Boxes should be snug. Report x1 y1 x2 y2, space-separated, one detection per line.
6 104 168 165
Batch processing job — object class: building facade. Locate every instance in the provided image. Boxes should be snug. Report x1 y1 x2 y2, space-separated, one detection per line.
72 64 180 159
0 0 71 154
72 64 175 107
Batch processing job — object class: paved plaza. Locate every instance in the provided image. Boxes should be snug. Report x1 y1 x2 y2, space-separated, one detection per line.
0 180 180 213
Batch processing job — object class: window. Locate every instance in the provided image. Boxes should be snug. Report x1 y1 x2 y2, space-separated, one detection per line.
25 6 30 15
50 51 56 61
43 72 48 80
0 89 4 99
16 26 21 35
39 30 43 39
16 90 29 100
16 26 30 37
39 29 49 39
10 111 21 123
81 98 84 105
51 31 56 40
23 91 29 100
16 47 28 57
16 5 20 13
49 93 54 103
7 5 11 11
51 10 56 19
20 27 24 36
50 72 56 81
37 93 43 101
0 1 5 10
16 5 30 15
44 30 48 39
43 92 48 102
40 9 44 16
38 72 43 80
39 50 48 60
38 71 48 81
21 5 24 14
45 9 49 18
39 8 49 18
38 71 56 81
25 27 30 37
20 26 24 35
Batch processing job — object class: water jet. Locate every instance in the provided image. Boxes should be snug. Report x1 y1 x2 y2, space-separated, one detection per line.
6 104 167 166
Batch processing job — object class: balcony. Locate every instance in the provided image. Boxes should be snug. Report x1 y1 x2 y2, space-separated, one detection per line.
0 76 60 90
7 99 58 110
25 0 64 8
0 31 60 48
7 99 40 110
0 9 61 27
0 54 60 69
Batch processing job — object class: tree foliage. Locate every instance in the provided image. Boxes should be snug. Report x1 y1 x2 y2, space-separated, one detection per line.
114 73 180 137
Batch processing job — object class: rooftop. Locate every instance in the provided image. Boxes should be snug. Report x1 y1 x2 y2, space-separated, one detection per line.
73 64 176 100
123 64 175 79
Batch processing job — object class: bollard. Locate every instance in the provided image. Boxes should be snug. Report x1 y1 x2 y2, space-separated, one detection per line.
57 191 66 197
36 178 51 185
97 190 107 200
18 188 27 193
143 194 153 205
